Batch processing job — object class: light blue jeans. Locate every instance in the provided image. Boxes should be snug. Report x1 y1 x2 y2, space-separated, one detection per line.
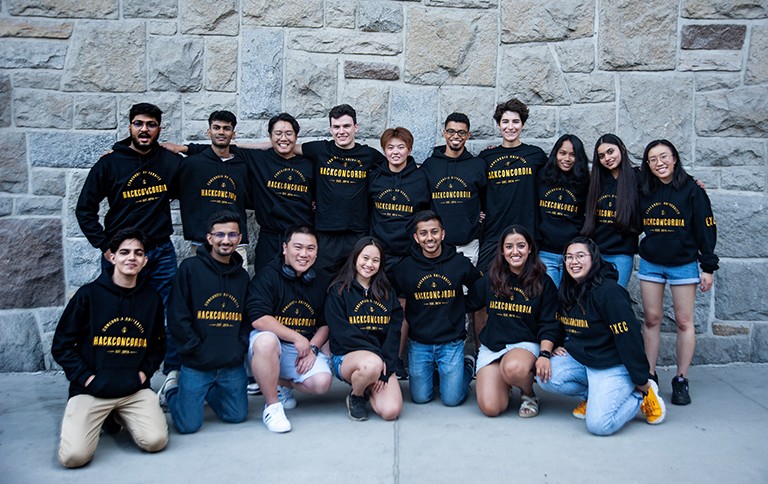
408 339 471 407
539 250 564 288
603 254 633 288
538 353 642 436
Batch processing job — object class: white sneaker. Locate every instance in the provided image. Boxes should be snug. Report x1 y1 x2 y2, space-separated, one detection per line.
263 402 291 433
157 370 179 412
246 381 262 396
278 385 297 409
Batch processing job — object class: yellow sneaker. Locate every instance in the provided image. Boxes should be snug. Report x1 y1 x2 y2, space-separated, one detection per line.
640 380 666 425
572 400 587 420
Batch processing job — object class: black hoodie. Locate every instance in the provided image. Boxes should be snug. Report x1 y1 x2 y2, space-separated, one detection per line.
420 146 486 246
368 157 431 256
390 244 481 345
76 138 181 252
177 145 251 244
589 169 641 256
168 249 250 371
536 172 587 254
52 270 166 399
326 280 403 379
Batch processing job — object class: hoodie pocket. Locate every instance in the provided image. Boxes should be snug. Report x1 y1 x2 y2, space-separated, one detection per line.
87 369 142 399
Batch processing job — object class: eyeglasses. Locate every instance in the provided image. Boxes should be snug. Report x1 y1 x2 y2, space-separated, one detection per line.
564 252 590 262
444 129 468 138
131 120 160 130
647 153 673 166
210 232 241 240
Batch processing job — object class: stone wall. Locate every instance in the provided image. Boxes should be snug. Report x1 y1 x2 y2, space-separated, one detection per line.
1 0 767 371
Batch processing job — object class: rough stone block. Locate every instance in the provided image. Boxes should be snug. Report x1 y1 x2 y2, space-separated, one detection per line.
692 335 750 365
182 120 212 141
344 61 399 80
696 87 768 137
405 8 495 86
695 138 764 167
682 0 768 19
679 50 743 71
752 323 768 363
65 170 93 238
148 37 204 92
284 55 337 118
721 167 766 191
31 169 66 197
240 29 282 119
11 71 61 90
0 39 67 69
36 307 64 334
746 24 768 85
681 24 746 50
7 0 118 18
716 259 768 320
521 106 557 140
340 84 390 139
0 18 73 38
118 93 183 143
618 75 693 158
16 196 62 216
326 0 356 28
498 45 569 104
0 74 8 128
564 73 615 103
598 0 676 70
290 118 330 139
687 168 720 191
148 21 177 36
28 132 116 169
0 198 12 216
713 323 750 336
62 22 146 92
40 331 60 371
438 87 496 139
358 1 403 32
0 132 28 194
390 87 439 165
74 95 117 130
290 30 402 55
182 92 238 120
695 73 742 92
500 0 593 43
14 90 72 128
0 218 64 309
426 0 496 6
554 38 596 73
0 311 44 371
205 38 238 92
181 0 238 35
243 0 323 27
65 237 102 288
559 104 616 151
124 0 177 18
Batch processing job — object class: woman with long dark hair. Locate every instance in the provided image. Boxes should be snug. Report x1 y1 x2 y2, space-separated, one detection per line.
467 225 559 418
538 237 666 435
638 140 718 406
325 237 403 421
580 134 640 287
538 134 590 287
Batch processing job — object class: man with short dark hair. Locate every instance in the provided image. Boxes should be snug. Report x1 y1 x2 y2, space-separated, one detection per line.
52 228 168 468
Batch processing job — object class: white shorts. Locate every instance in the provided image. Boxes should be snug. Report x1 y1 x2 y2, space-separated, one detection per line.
476 342 540 373
248 330 331 384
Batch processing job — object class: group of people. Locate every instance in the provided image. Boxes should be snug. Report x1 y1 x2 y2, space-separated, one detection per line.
51 98 718 468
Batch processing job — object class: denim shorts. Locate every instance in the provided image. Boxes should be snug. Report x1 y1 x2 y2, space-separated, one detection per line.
248 330 331 384
638 258 700 285
476 342 540 373
330 354 347 383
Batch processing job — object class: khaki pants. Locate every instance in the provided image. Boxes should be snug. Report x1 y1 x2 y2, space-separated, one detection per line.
58 388 168 468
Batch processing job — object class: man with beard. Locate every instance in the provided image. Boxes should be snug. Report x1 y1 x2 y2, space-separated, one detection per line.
76 102 183 375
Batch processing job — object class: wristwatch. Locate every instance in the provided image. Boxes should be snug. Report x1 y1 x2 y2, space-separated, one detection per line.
310 344 320 356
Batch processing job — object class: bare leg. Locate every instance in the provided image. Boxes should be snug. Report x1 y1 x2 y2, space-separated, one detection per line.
369 374 403 421
499 349 537 396
641 281 666 374
670 284 697 377
476 362 509 417
250 333 281 405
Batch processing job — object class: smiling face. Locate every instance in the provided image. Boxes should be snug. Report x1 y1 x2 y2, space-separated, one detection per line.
556 139 576 172
597 143 622 177
283 232 318 276
207 120 235 149
384 136 410 172
503 233 530 275
499 111 524 148
129 114 161 153
564 243 593 282
110 239 147 279
206 221 241 263
414 219 445 259
443 121 470 154
270 120 298 159
355 244 381 287
330 115 358 149
646 144 676 184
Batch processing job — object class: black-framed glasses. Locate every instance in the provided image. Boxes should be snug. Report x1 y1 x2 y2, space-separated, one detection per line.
444 128 468 138
131 120 160 130
210 232 241 240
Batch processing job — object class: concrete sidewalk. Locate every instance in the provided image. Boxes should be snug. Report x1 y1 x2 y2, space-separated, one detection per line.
1 365 766 484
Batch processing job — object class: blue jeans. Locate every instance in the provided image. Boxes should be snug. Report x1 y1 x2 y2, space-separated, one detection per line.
603 254 633 288
408 339 471 407
166 365 248 434
539 250 563 288
538 353 642 436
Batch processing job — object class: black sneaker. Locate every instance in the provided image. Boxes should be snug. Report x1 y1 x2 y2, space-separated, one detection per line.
346 392 369 421
464 354 476 381
671 375 691 405
102 411 121 435
396 358 409 381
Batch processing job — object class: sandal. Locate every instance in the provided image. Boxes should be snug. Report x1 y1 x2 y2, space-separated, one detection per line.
519 394 539 418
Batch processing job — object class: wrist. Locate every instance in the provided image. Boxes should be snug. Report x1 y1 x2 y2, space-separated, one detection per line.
538 350 552 359
310 344 319 356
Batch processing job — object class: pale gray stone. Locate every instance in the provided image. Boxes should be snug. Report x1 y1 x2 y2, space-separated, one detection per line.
183 92 238 120
696 138 765 167
0 218 64 309
405 8 495 86
0 198 12 216
40 331 60 371
752 323 768 363
564 73 615 103
425 0 496 7
14 90 72 128
65 237 102 288
32 169 66 197
205 38 238 91
36 307 64 334
618 75 693 158
284 55 337 118
223 120 266 140
679 50 743 71
521 106 558 140
0 133 27 194
124 0 177 18
559 103 615 149
598 0 676 70
695 73 742 92
62 22 146 92
746 24 768 85
681 24 746 50
344 61 399 80
118 93 183 143
721 167 766 192
148 21 177 36
181 0 238 35
554 38 596 73
148 37 204 92
691 335 750 365
340 83 389 139
11 71 61 90
682 0 768 19
7 0 118 18
28 132 116 169
500 0 594 43
0 74 9 127
326 0 356 28
390 87 439 164
687 168 720 191
292 118 331 139
696 87 768 137
358 1 403 32
498 45 569 104
0 311 44 371
74 95 117 130
0 18 73 38
438 87 497 138
240 29 282 119
290 30 402 55
0 39 67 69
710 193 768 257
243 0 323 27
716 260 768 320
182 120 212 141
65 170 102 238
16 196 61 216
